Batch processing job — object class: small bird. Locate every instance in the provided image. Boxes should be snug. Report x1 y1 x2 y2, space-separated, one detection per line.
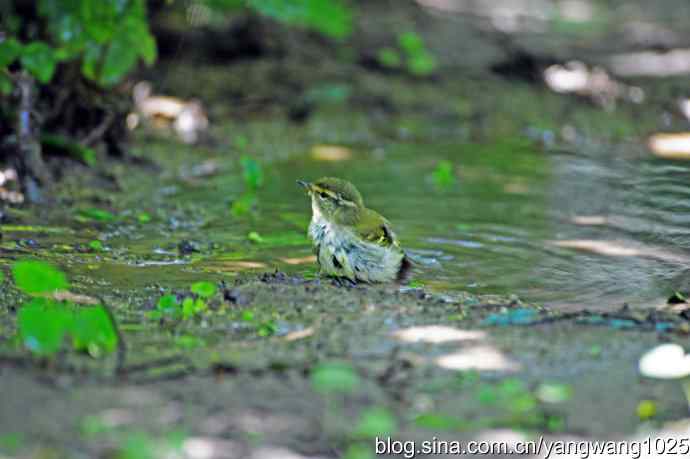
298 177 410 284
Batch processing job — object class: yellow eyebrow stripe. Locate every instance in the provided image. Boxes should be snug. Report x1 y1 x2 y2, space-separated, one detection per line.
312 186 357 207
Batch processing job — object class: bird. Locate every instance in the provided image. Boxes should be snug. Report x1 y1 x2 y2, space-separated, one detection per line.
298 177 410 284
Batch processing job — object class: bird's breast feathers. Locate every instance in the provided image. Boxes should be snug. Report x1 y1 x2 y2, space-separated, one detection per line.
308 215 404 282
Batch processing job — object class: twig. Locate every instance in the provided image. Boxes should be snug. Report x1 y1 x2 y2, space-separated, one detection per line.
16 71 50 186
80 112 114 147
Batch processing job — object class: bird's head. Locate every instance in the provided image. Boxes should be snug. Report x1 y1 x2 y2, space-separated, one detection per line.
298 177 364 225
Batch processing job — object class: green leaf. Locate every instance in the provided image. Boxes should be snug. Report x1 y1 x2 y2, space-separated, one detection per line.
408 52 437 77
353 407 398 438
230 192 257 217
637 400 657 420
257 320 276 337
81 42 102 81
311 361 360 394
88 240 103 251
12 260 69 295
157 294 179 311
248 0 352 39
139 30 157 65
137 212 151 223
71 305 118 357
240 156 264 190
0 72 13 95
18 298 71 355
100 33 139 86
377 47 401 68
80 0 118 43
182 297 195 319
398 31 424 54
0 38 22 67
191 281 217 298
247 231 264 244
77 208 115 222
42 133 97 166
194 298 207 313
432 160 455 188
20 41 56 83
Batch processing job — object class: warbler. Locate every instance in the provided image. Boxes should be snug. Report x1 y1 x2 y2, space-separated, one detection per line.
298 177 410 284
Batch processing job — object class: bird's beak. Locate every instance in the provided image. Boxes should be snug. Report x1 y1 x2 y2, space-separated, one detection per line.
297 180 311 191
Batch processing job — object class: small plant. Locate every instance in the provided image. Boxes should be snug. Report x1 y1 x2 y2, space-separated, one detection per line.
190 281 217 298
247 231 264 244
151 281 218 321
137 212 152 224
76 208 116 223
10 260 118 358
432 160 456 188
415 375 568 432
88 240 104 252
240 155 264 191
239 309 278 337
377 31 437 77
311 362 399 456
230 155 263 217
230 192 257 217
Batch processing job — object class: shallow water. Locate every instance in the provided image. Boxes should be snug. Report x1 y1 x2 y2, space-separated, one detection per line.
3 136 690 311
237 138 690 310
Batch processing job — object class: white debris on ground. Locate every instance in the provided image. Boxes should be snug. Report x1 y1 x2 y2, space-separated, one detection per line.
0 168 23 204
543 60 644 108
129 81 209 144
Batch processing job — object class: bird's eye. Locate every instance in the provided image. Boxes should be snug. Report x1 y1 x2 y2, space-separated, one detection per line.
318 192 328 199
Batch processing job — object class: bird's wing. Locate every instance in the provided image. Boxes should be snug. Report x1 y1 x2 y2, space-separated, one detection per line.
356 209 400 248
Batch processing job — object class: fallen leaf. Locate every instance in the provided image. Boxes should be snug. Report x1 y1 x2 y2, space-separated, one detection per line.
279 255 317 265
284 327 314 341
310 144 352 161
50 291 99 305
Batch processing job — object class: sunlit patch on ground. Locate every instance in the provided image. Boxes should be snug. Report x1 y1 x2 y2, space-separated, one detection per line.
183 436 241 459
435 345 521 371
392 325 486 344
415 0 593 32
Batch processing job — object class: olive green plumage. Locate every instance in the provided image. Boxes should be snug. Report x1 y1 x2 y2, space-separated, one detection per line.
298 177 410 283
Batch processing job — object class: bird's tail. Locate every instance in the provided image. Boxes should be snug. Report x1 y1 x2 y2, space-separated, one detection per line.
396 253 413 283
